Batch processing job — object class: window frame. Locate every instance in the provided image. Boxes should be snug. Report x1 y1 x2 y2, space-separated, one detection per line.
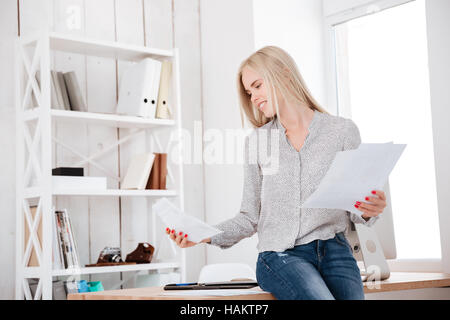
323 0 444 272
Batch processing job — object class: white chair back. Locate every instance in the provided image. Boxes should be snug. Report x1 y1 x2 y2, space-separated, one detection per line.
198 263 256 283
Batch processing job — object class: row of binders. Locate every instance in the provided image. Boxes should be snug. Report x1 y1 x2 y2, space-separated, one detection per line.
34 57 172 120
36 70 87 112
116 58 172 120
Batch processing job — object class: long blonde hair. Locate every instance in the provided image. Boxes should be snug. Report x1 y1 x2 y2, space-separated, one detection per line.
237 46 328 128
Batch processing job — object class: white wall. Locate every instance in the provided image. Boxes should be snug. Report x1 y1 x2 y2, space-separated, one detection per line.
0 0 19 301
254 0 328 109
200 0 259 268
425 0 450 274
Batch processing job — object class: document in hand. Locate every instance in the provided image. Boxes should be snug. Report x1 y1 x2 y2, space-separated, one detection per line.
152 198 223 243
301 142 406 216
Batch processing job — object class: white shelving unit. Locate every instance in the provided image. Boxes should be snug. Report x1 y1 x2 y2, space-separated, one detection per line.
15 30 186 300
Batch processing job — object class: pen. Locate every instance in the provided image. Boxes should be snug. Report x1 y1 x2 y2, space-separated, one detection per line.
172 282 197 286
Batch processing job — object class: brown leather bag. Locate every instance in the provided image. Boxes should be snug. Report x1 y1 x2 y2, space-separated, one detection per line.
125 242 155 264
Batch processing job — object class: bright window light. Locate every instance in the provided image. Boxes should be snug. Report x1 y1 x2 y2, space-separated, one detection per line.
334 0 441 259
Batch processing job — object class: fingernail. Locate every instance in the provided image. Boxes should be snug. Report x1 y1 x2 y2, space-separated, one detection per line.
185 234 188 238
355 205 359 208
365 197 369 201
179 232 183 236
372 190 376 194
356 201 361 205
171 229 175 233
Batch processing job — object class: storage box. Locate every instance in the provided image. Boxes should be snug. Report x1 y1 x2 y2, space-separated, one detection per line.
52 167 84 176
52 176 107 190
88 281 104 292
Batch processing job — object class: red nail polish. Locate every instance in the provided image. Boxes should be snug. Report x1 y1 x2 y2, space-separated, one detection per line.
356 201 361 205
185 234 188 238
365 197 369 201
179 232 183 235
355 205 359 208
166 228 169 232
171 230 175 233
372 191 376 194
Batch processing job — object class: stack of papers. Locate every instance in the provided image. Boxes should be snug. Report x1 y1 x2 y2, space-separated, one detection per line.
301 142 406 215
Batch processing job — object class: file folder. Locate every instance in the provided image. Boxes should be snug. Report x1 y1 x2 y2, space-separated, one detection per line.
155 60 172 119
116 58 162 118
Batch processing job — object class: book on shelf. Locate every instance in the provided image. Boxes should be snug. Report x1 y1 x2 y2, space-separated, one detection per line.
51 70 65 110
52 207 63 270
146 153 168 190
56 71 72 110
63 71 87 112
34 70 79 111
121 153 156 190
155 60 173 120
53 209 80 269
116 57 162 118
35 70 63 110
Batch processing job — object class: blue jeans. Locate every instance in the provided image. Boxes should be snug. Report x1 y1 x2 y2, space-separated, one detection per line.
256 232 364 300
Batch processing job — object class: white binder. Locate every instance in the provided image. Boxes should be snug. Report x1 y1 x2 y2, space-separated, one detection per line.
156 60 173 119
116 58 162 118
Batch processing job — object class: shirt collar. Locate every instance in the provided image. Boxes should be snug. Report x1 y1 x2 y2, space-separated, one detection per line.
273 109 320 135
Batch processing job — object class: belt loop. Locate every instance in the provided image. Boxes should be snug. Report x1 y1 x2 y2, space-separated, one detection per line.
316 239 321 261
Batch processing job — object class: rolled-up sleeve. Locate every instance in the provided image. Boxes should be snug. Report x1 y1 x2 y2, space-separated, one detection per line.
342 118 379 227
209 134 262 249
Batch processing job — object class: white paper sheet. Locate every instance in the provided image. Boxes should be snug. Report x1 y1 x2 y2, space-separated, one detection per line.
159 289 268 297
300 142 406 216
153 198 223 243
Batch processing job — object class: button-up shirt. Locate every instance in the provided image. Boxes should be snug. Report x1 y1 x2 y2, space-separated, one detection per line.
210 109 378 252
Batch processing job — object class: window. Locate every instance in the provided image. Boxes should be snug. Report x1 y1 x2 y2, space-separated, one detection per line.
333 0 441 259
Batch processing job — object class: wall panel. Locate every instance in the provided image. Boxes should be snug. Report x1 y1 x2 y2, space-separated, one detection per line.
84 0 121 289
172 0 206 282
0 0 19 300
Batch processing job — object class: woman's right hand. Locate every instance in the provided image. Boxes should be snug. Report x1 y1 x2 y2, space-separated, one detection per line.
165 228 211 248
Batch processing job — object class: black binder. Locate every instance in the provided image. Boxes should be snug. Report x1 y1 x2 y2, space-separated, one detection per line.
163 280 258 290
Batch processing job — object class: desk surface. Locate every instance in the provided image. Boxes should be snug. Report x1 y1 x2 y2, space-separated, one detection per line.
68 272 450 300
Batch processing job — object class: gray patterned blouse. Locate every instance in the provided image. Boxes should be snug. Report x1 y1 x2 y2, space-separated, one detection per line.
210 109 378 252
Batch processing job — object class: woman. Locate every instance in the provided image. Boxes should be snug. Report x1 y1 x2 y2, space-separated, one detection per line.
165 46 386 300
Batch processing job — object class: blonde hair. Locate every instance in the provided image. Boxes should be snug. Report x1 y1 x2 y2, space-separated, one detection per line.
237 46 328 128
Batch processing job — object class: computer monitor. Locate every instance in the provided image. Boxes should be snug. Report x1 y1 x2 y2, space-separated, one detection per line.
346 181 396 280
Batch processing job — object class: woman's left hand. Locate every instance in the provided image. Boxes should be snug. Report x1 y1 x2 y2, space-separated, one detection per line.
354 190 387 220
